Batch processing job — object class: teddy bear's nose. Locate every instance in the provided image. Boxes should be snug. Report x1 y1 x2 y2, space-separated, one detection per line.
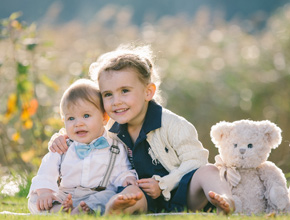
239 148 246 154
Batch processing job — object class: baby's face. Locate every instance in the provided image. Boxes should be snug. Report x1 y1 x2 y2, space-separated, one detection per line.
63 99 107 144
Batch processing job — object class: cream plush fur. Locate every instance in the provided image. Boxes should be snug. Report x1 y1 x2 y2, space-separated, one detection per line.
210 119 290 215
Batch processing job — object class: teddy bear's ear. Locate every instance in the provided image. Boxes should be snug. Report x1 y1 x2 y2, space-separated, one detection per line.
210 121 232 147
259 120 282 149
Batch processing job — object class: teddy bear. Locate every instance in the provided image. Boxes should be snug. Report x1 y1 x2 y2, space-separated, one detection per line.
210 119 290 215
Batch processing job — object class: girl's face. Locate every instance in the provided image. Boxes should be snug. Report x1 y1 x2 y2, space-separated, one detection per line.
99 68 155 127
63 99 107 144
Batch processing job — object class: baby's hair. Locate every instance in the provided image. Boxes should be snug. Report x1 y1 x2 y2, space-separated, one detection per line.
60 79 104 119
89 44 162 103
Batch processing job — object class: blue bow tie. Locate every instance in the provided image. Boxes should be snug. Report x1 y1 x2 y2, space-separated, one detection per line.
75 136 110 159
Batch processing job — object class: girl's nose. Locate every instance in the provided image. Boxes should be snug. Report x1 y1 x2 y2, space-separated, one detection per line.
113 96 122 106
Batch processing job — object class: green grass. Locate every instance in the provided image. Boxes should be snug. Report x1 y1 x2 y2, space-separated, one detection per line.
1 196 290 220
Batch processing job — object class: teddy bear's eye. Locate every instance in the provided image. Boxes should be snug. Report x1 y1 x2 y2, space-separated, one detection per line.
248 143 253 148
234 144 238 148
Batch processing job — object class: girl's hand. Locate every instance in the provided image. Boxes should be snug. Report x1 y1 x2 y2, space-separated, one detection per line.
122 176 138 186
48 134 69 154
36 189 61 211
137 178 161 199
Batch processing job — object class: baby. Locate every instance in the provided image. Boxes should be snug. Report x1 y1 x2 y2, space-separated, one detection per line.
27 79 137 215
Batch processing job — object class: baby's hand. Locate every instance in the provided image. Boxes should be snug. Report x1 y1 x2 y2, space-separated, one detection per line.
48 133 69 154
137 178 161 199
122 176 138 186
36 189 61 211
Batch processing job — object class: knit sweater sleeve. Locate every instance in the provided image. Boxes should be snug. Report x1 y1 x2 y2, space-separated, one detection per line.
151 109 209 200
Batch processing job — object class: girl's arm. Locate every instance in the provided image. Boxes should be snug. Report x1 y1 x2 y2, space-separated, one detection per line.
149 109 209 201
137 178 161 199
48 128 69 154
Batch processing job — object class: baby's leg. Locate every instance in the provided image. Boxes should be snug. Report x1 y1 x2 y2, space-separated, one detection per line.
62 194 74 212
70 201 94 215
105 185 146 215
49 203 63 213
187 164 235 214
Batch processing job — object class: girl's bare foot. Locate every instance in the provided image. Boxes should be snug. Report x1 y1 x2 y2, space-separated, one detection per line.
62 194 73 212
106 192 143 214
208 191 235 215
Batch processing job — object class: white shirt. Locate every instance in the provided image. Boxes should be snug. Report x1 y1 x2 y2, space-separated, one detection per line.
28 131 136 197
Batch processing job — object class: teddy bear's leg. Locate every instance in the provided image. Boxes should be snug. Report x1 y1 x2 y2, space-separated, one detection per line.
232 195 242 213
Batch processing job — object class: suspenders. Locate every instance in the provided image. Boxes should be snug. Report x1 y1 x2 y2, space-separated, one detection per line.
91 139 120 191
58 139 120 191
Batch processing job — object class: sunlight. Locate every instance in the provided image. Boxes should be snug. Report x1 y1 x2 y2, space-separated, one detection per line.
0 175 22 196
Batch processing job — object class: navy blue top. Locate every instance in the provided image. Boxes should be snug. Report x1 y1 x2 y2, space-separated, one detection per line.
109 101 169 178
110 101 203 213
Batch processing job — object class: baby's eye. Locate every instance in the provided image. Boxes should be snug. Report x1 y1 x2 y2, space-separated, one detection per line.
68 117 74 121
234 144 238 148
248 143 253 148
84 114 90 118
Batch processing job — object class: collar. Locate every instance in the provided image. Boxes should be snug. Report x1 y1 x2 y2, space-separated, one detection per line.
109 101 162 134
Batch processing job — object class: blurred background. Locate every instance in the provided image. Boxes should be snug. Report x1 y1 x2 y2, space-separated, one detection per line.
1 0 290 195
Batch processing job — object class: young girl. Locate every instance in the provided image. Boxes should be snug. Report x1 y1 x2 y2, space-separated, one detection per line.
28 79 137 215
50 45 235 214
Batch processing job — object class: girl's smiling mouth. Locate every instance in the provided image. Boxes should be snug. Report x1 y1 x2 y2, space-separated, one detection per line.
114 108 129 113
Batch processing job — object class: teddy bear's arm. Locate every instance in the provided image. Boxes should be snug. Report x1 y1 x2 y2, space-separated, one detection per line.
258 161 290 212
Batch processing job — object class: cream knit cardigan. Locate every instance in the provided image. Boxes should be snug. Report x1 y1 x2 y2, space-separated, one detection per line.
109 107 209 201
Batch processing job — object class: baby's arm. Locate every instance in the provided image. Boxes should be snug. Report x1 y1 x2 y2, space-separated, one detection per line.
112 142 138 187
36 188 61 211
48 128 69 154
28 152 63 213
122 176 138 186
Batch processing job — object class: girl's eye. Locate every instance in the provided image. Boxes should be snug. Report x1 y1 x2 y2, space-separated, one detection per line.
103 93 112 98
248 144 253 148
84 114 90 118
68 117 74 121
122 89 129 94
234 144 238 148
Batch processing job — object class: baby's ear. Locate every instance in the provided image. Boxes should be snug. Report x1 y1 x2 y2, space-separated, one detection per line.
259 120 282 149
210 121 232 147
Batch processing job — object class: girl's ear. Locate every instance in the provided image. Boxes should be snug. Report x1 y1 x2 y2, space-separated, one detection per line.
145 83 156 101
103 112 110 125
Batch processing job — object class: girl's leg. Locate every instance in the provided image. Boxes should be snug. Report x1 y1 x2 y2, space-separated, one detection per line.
105 185 147 214
187 164 235 214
